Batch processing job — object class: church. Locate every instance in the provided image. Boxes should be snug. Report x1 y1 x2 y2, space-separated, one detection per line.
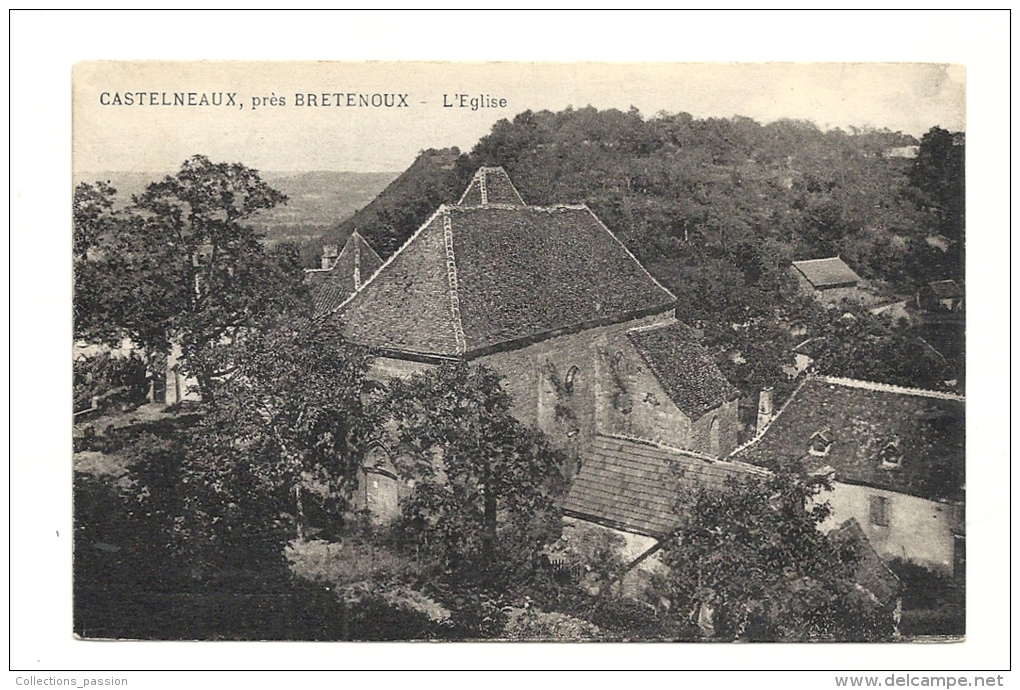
324 167 741 520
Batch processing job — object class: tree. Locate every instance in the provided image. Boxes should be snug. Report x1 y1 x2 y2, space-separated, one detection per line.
171 320 378 570
73 181 120 341
75 156 310 398
657 465 894 641
385 363 565 586
909 126 964 281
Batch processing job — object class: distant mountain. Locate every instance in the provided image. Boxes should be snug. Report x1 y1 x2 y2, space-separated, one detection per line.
72 170 400 250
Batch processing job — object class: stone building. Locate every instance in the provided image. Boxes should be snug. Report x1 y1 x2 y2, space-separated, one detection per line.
732 375 965 579
328 167 742 520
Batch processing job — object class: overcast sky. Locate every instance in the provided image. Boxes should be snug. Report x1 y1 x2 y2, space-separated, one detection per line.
73 61 965 174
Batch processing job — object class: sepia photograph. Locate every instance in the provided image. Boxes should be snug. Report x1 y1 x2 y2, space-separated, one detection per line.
8 9 1010 678
70 60 966 643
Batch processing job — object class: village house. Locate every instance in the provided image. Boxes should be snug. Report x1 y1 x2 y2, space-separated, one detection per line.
731 375 965 579
917 279 964 314
327 167 742 520
792 256 862 304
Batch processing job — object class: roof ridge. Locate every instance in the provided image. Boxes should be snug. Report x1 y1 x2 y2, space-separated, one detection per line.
817 376 965 401
599 433 770 475
627 317 679 334
793 256 846 265
582 205 677 302
442 211 467 355
728 375 813 458
326 204 449 318
448 203 591 213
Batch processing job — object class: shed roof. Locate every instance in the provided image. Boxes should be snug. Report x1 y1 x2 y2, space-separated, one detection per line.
305 231 383 317
732 376 964 501
829 518 902 607
792 257 861 289
627 321 740 419
331 173 676 359
563 435 767 538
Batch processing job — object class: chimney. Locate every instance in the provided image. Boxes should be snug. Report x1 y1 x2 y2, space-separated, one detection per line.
756 387 774 436
321 244 339 270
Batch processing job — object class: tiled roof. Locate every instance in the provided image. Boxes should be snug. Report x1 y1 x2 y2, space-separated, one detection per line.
306 231 383 318
627 321 740 419
333 192 676 359
793 257 861 289
829 518 902 607
563 435 767 537
457 166 526 206
732 376 964 501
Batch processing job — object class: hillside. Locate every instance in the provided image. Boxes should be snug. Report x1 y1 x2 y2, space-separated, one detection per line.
330 107 963 397
322 148 472 259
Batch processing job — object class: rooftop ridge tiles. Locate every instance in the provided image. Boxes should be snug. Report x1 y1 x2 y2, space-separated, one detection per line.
728 375 814 459
626 317 680 335
456 166 526 206
817 376 965 402
792 256 846 265
326 204 449 319
442 211 467 355
599 433 769 476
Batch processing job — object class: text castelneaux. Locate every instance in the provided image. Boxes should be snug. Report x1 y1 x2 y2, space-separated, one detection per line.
99 91 507 112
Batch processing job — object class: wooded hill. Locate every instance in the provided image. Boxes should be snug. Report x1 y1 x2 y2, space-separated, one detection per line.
322 108 965 398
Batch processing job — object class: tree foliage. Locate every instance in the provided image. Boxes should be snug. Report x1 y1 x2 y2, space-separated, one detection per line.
330 110 962 398
166 320 378 570
385 363 565 587
657 466 894 641
73 156 310 396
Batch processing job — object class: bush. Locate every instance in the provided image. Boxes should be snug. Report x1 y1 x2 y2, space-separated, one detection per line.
74 351 149 412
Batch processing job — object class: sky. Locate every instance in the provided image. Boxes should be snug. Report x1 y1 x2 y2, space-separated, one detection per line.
73 61 965 174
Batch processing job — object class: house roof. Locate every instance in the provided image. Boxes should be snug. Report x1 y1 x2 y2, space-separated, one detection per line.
563 435 767 538
331 178 676 359
792 257 861 289
457 166 526 206
627 321 740 419
305 231 383 318
829 518 902 607
732 376 964 502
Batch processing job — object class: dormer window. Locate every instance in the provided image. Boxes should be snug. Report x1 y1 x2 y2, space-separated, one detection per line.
808 427 834 457
878 438 903 469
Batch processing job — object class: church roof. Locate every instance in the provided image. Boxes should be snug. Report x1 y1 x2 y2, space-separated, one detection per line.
563 435 766 538
627 321 740 419
331 175 676 360
457 166 526 206
306 231 383 318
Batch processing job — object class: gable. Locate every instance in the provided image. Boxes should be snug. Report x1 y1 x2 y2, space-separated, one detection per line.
626 321 739 419
307 232 383 318
334 210 464 358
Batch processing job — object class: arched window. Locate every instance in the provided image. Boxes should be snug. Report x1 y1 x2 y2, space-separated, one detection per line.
564 365 580 396
709 417 721 457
